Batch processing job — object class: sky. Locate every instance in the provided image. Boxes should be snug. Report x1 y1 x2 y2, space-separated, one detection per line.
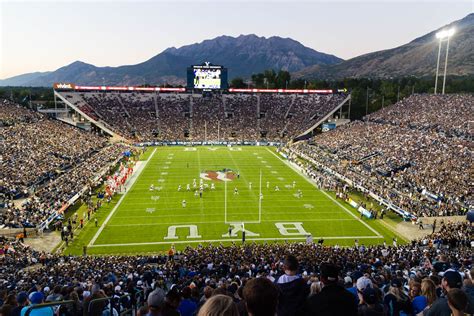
0 0 473 79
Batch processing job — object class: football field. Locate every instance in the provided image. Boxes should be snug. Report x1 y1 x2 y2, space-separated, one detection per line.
77 146 401 255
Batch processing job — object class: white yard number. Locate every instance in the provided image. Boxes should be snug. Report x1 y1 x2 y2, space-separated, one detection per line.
164 225 202 240
274 222 309 236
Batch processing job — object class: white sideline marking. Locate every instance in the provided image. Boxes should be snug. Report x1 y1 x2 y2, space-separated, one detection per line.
108 218 355 226
88 148 157 247
90 235 383 248
265 148 382 237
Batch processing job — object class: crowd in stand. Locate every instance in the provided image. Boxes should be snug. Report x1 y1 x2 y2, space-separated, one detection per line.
0 99 131 229
63 92 345 142
290 94 473 218
0 221 472 316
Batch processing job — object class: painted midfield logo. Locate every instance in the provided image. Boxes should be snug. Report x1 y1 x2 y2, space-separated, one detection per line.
200 170 237 182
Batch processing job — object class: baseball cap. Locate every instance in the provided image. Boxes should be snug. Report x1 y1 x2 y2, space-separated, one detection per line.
391 279 402 288
344 276 353 285
443 270 463 289
320 263 340 282
362 287 378 305
17 292 28 304
147 288 165 308
351 271 363 281
357 276 373 291
29 292 44 304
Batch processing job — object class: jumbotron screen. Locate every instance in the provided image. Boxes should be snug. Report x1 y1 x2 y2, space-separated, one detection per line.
187 64 228 90
194 68 221 89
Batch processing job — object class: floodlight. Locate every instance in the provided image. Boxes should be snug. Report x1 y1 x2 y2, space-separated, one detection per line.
436 28 455 39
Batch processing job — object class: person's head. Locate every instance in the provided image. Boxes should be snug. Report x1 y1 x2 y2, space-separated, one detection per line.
447 289 468 315
283 255 298 275
243 278 279 316
203 286 213 300
16 292 29 306
147 288 165 315
361 287 379 305
409 281 421 297
197 294 238 316
442 271 463 291
320 263 340 285
388 279 403 300
181 287 191 300
165 287 181 309
28 292 44 305
356 276 373 292
421 279 437 305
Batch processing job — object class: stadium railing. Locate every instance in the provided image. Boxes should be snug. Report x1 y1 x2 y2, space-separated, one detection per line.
24 300 74 316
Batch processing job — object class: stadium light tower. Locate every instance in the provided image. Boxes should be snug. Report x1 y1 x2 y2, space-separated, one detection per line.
434 28 455 95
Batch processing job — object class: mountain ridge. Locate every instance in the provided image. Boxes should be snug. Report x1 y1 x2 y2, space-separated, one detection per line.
294 13 474 80
0 34 342 87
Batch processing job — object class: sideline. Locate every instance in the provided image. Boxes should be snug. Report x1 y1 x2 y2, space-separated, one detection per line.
88 148 157 247
265 148 382 237
90 235 382 248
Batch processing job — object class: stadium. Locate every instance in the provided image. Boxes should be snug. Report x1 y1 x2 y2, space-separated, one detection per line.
1 3 473 316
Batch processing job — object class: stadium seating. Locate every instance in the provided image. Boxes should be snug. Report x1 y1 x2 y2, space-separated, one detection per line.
61 92 345 142
0 99 131 229
0 220 472 316
289 94 473 218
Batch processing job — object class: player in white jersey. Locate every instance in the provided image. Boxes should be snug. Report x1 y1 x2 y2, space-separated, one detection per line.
234 187 239 195
177 185 182 192
275 186 280 191
149 184 155 191
266 181 270 189
211 183 215 190
249 182 252 190
186 184 191 191
292 181 296 188
182 199 186 208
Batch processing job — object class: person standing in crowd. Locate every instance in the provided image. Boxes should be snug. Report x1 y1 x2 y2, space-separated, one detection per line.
273 255 309 316
305 263 357 315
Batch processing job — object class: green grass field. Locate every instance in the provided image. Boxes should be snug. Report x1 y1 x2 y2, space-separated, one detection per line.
64 146 405 255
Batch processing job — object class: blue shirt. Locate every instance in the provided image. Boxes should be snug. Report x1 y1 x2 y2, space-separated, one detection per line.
20 305 54 316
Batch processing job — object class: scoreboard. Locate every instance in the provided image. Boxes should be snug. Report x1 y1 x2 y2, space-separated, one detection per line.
187 62 228 90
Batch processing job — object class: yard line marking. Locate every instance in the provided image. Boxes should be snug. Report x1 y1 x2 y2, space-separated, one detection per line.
265 148 382 237
113 210 341 217
89 235 384 248
107 218 355 226
88 148 157 247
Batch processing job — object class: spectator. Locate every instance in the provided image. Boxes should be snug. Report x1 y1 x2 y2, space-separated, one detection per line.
197 294 238 316
357 287 385 316
276 255 309 316
146 288 166 316
305 263 357 316
243 278 279 316
447 289 469 316
20 292 53 316
178 287 197 316
383 279 411 316
425 270 474 316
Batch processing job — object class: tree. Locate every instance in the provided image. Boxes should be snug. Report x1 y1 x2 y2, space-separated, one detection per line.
230 77 246 88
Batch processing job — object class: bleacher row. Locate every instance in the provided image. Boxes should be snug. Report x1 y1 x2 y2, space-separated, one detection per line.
0 99 132 229
0 221 472 316
290 94 473 218
61 92 346 142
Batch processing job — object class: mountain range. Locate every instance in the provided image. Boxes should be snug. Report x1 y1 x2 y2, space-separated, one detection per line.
295 13 474 80
0 13 472 87
0 35 341 87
